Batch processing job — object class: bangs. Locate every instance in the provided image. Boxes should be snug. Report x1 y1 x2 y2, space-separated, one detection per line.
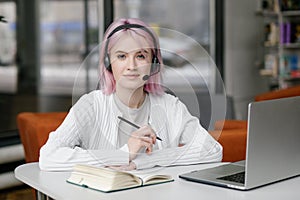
107 29 154 55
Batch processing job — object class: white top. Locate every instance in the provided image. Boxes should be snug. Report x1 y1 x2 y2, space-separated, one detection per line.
39 91 222 171
113 93 151 149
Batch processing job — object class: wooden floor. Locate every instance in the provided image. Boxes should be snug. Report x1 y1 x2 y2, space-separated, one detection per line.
0 185 34 200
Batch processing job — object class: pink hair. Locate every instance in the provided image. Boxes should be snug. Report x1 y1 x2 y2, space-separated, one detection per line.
99 18 164 95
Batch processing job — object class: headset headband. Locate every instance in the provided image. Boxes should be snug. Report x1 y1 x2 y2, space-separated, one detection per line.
105 23 158 57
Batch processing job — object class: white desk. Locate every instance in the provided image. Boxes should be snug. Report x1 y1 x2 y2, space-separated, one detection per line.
15 162 300 200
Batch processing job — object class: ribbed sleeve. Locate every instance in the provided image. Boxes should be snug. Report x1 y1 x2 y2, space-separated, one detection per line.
39 91 129 171
133 94 222 169
133 133 222 169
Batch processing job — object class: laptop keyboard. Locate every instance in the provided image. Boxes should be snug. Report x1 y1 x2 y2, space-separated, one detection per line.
217 171 245 184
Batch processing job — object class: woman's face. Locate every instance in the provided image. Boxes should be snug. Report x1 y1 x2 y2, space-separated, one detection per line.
110 33 152 92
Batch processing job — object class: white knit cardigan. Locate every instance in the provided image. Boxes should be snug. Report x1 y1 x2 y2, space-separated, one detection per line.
39 90 222 171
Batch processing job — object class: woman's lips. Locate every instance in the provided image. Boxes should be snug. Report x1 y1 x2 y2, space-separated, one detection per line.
123 74 140 79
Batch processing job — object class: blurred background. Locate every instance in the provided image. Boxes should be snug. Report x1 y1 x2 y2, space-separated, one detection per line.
0 0 217 130
1 0 292 197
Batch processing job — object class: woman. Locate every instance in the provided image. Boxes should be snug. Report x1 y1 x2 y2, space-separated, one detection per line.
39 18 222 171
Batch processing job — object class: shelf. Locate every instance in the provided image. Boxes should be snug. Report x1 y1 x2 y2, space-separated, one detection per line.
280 43 300 49
256 10 300 17
260 69 276 77
264 43 300 49
257 4 300 89
281 10 300 17
279 74 300 81
256 10 279 17
264 44 279 49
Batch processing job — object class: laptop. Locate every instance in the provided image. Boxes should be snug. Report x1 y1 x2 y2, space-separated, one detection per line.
179 96 300 190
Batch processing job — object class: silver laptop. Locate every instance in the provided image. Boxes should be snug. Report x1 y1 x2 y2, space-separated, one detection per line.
179 96 300 190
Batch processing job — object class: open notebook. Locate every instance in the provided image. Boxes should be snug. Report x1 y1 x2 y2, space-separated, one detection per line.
67 164 174 193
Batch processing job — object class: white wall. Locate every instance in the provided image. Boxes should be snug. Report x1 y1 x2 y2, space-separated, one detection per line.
225 0 269 120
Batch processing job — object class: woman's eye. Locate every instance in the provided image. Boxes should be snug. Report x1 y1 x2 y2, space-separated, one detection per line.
117 54 126 60
137 54 146 60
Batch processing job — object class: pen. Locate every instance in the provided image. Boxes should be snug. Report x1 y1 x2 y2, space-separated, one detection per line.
118 116 162 141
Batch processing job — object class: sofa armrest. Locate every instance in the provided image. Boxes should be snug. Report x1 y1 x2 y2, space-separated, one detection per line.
209 129 247 162
255 85 300 101
17 112 68 163
214 120 247 130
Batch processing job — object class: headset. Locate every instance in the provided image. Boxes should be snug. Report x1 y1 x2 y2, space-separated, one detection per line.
104 23 160 80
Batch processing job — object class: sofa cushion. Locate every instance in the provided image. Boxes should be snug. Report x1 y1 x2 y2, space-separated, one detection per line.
209 129 247 162
17 112 68 163
214 120 247 130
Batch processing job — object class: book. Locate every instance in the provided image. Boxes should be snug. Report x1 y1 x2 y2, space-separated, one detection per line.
280 23 286 44
279 54 300 78
67 164 174 193
264 22 279 46
263 54 278 77
280 0 300 11
283 22 300 44
286 22 292 43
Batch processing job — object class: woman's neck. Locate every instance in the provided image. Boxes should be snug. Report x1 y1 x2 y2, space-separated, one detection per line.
115 87 146 109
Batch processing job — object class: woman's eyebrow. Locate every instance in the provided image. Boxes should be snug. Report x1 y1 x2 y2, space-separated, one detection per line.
114 50 127 53
113 49 150 55
137 49 150 54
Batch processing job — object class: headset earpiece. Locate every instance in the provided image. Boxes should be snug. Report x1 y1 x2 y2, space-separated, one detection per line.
104 52 112 72
151 54 160 73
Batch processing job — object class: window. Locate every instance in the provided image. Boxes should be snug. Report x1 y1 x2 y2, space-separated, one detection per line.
39 0 98 95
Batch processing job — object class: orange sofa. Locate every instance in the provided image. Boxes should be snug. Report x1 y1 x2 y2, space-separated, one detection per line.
17 112 247 163
17 112 68 163
17 85 300 163
209 120 247 162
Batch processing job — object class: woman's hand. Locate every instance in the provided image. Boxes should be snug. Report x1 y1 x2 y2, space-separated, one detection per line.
127 125 157 161
107 161 136 171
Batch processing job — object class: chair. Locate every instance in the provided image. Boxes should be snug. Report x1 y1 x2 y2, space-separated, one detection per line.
209 120 247 162
17 112 67 163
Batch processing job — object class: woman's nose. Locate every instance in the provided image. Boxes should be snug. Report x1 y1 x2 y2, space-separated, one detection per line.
127 56 137 70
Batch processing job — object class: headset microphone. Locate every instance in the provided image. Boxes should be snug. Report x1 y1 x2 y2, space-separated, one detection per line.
142 75 150 81
142 69 160 81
